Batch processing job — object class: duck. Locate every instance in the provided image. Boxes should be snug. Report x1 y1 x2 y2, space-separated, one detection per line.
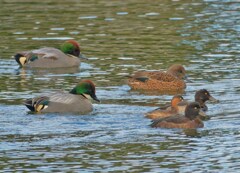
145 95 184 119
14 40 87 68
127 64 188 91
24 80 100 114
177 89 219 115
150 102 205 129
195 89 219 111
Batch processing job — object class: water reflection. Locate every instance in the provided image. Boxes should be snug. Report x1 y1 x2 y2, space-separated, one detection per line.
183 129 201 138
16 66 80 76
129 88 186 96
0 0 240 172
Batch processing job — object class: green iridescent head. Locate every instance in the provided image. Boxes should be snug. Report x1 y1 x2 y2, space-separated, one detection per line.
60 40 81 57
70 80 100 102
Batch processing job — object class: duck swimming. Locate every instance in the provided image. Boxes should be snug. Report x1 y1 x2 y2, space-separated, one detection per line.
24 80 100 114
127 64 188 92
145 95 184 119
177 89 219 115
14 40 87 68
150 102 205 129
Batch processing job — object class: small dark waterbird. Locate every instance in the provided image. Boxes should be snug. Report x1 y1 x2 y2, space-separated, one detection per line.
151 102 206 129
145 95 184 119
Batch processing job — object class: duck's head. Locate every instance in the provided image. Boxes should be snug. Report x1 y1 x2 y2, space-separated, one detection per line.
60 40 87 59
171 95 184 108
195 89 219 104
14 53 27 67
185 102 206 120
70 80 100 102
166 64 187 80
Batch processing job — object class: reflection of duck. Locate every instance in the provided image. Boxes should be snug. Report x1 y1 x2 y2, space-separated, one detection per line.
127 64 188 92
24 80 100 114
14 40 87 68
128 89 185 97
151 102 205 129
145 95 184 119
177 89 219 115
16 66 80 76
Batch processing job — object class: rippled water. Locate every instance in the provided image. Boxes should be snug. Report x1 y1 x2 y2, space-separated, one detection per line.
0 0 240 172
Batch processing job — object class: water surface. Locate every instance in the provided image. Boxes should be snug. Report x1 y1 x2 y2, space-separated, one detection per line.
0 0 240 172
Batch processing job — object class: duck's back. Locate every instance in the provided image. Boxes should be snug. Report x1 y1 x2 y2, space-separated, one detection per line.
151 115 203 129
145 107 177 119
130 71 176 81
128 70 186 91
42 92 93 114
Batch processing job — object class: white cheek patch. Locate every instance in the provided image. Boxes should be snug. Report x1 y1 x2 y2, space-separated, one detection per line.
83 94 92 100
67 54 78 59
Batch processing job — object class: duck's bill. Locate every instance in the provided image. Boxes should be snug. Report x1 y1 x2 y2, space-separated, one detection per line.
91 94 100 102
199 110 207 117
209 96 219 103
79 53 88 60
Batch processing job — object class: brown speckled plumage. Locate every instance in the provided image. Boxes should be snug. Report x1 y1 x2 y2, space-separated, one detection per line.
128 64 187 91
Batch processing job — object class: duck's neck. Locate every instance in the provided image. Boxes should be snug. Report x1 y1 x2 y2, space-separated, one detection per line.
185 110 198 120
195 98 205 108
81 93 91 100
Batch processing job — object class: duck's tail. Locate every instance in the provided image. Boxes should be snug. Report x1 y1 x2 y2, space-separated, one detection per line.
24 96 49 112
14 53 27 67
14 52 38 67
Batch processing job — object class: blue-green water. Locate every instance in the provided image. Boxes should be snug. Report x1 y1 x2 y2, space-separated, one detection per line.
0 0 240 172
